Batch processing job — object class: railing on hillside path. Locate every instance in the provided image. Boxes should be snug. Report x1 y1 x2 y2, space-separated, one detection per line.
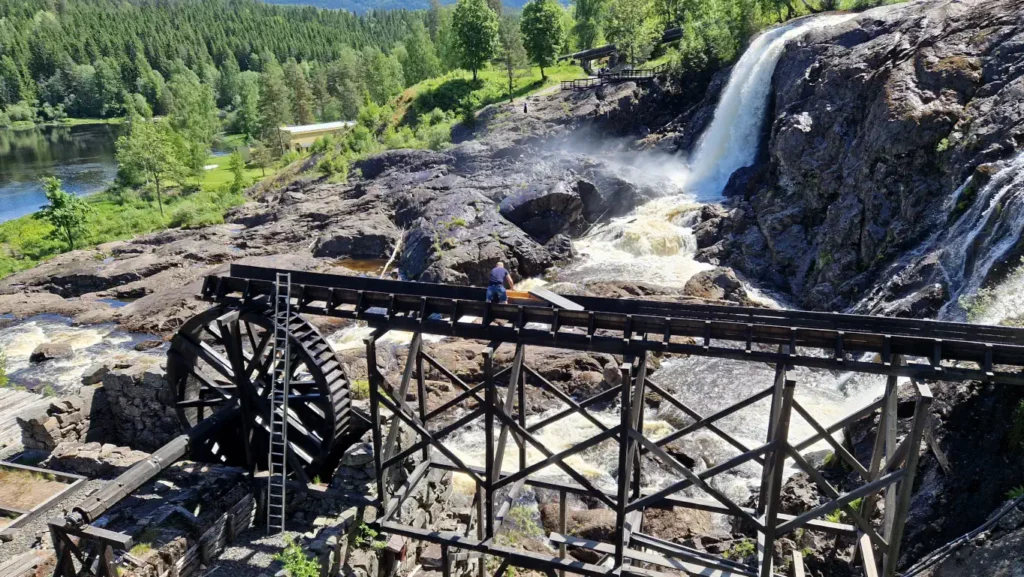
560 64 668 91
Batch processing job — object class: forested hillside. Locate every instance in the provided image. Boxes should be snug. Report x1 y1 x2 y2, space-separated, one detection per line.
265 0 535 14
0 0 424 120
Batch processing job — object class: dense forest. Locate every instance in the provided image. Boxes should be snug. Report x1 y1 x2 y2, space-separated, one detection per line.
264 0 540 14
0 0 875 128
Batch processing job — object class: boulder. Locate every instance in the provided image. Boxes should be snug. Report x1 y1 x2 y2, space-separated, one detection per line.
682 267 750 305
313 213 402 260
354 149 453 180
30 342 74 363
499 181 584 244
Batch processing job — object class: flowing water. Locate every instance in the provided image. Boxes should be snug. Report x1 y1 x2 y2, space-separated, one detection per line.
933 152 1024 325
0 124 122 223
0 314 164 393
442 14 883 510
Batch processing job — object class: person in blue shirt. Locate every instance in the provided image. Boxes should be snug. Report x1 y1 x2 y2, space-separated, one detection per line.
486 262 516 304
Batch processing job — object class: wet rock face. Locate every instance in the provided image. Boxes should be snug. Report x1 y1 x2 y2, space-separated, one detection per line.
703 0 1024 310
682 267 752 305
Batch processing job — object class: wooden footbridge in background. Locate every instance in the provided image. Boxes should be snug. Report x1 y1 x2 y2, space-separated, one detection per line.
47 264 1024 577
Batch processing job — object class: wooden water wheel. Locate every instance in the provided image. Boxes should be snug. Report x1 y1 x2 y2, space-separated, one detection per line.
166 305 355 480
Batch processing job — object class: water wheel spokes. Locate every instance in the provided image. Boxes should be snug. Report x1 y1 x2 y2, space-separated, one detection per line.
168 305 353 479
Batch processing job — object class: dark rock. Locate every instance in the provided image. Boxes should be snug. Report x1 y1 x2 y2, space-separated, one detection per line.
716 0 1024 310
134 340 164 352
30 342 74 363
499 181 584 244
313 213 401 260
354 149 453 180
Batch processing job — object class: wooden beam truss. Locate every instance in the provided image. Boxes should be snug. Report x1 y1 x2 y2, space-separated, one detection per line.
197 266 1023 577
365 324 934 577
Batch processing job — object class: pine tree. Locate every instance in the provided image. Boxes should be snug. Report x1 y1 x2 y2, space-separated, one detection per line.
258 56 292 150
521 0 564 81
285 58 315 125
452 0 500 82
400 21 442 86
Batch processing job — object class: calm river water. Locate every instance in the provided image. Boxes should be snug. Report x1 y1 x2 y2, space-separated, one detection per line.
0 123 122 222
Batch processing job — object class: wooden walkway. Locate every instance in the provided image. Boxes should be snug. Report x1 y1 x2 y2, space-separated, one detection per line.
0 388 48 450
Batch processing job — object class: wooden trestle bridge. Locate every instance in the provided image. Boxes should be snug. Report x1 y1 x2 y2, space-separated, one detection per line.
49 264 1024 577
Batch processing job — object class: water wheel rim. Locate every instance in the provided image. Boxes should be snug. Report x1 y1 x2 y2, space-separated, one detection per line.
168 304 348 475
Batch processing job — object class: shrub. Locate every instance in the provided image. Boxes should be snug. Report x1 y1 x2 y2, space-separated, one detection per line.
1008 486 1024 500
274 539 320 577
354 522 386 550
0 350 8 388
351 379 370 400
5 100 37 123
317 152 349 183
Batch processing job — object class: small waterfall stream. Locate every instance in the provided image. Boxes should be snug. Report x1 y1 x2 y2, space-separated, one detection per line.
936 152 1024 325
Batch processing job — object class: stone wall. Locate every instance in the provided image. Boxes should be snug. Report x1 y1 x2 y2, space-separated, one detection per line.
101 358 182 451
16 385 110 451
42 441 150 477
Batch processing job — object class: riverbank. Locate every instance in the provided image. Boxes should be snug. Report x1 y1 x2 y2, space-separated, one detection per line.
3 117 124 131
0 149 276 278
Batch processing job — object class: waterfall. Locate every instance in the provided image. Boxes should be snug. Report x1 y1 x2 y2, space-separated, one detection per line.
938 152 1024 325
684 15 855 198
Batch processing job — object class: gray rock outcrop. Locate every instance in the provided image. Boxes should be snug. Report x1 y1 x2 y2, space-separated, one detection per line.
697 0 1024 311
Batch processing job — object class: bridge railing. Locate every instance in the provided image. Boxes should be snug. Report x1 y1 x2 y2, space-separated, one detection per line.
562 64 669 91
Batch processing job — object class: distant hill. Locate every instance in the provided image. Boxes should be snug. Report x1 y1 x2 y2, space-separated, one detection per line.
264 0 533 13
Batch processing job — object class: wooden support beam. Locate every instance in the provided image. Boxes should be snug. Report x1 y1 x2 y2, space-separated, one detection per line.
759 379 795 577
882 384 933 577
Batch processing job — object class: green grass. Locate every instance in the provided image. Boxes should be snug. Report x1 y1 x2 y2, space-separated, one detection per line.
351 379 370 400
398 62 585 121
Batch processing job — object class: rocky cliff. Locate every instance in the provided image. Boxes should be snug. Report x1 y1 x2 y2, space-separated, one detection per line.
694 0 1024 314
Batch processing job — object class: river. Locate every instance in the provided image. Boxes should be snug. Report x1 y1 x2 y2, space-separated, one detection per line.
0 123 122 223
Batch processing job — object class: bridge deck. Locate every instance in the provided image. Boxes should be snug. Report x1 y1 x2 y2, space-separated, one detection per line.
204 264 1024 385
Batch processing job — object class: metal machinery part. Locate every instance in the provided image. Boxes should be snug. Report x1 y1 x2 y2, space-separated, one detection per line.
167 304 356 481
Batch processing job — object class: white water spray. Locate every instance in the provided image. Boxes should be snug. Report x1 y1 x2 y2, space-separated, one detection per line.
684 15 856 198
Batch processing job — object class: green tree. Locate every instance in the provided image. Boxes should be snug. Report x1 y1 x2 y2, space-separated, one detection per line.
116 118 184 217
228 150 247 194
285 58 315 125
605 0 661 66
521 0 564 81
400 21 442 86
497 15 528 101
234 70 262 139
452 0 500 82
362 48 404 105
258 56 292 150
250 140 275 177
167 66 219 175
35 177 92 251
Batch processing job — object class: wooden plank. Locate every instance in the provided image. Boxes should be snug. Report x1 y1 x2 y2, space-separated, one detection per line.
859 533 879 577
53 522 134 549
792 551 806 577
549 533 754 577
529 288 584 311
